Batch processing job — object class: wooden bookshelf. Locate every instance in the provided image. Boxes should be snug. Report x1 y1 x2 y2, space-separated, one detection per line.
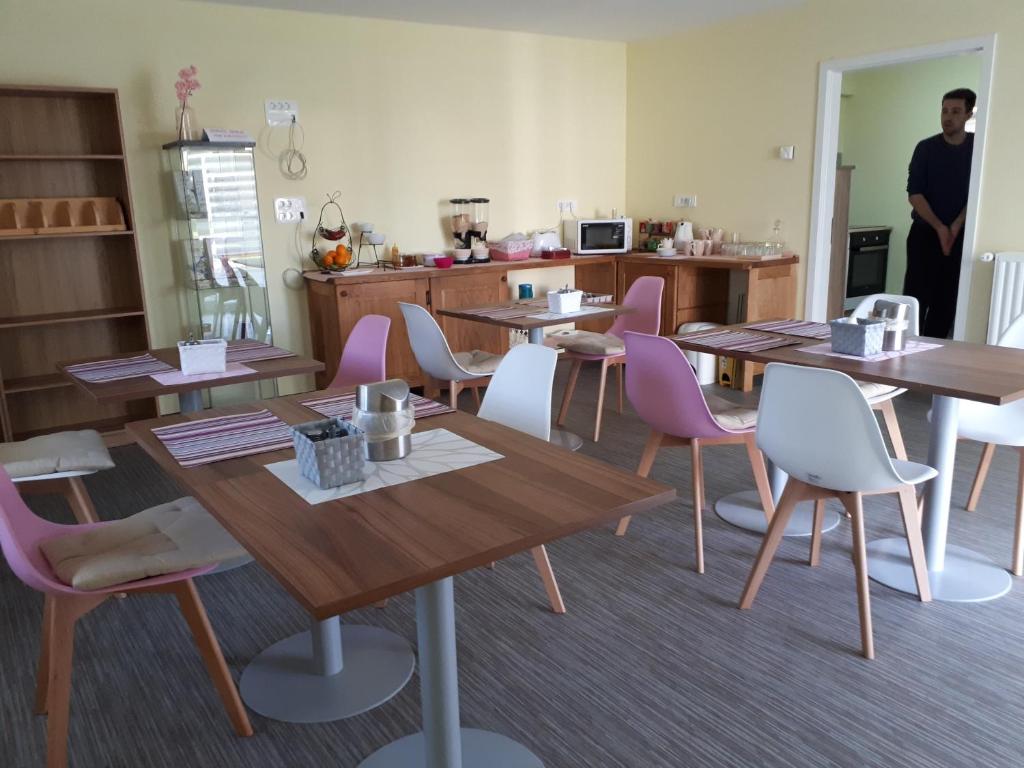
0 85 155 441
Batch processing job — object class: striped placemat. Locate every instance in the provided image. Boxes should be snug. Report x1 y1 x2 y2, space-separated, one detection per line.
66 353 175 383
458 305 539 321
301 391 455 420
745 319 832 339
152 409 293 468
672 329 804 353
225 340 297 364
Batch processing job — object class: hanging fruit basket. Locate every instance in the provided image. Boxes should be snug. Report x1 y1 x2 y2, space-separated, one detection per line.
310 191 354 271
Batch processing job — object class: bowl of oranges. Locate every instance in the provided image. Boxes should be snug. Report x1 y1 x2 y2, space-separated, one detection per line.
312 244 353 272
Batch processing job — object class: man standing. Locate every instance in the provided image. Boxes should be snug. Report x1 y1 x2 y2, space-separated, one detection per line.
904 87 976 338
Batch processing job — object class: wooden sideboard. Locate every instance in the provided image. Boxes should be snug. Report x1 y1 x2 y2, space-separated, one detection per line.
304 252 798 391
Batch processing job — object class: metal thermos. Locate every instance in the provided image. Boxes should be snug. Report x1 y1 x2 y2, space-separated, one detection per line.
355 379 413 461
870 299 910 352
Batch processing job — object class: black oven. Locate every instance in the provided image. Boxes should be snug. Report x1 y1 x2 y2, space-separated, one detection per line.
845 227 891 309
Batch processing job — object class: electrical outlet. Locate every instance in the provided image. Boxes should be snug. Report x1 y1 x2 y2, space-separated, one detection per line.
778 145 796 160
674 194 698 208
557 199 577 215
265 99 299 126
274 197 306 223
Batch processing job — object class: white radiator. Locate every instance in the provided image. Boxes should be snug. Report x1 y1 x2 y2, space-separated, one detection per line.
987 252 1024 343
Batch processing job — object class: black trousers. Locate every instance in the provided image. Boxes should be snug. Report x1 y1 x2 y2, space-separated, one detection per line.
903 219 963 338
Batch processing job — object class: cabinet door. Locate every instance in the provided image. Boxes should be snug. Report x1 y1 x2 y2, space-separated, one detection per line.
333 279 429 388
574 260 617 333
430 271 509 354
617 262 677 336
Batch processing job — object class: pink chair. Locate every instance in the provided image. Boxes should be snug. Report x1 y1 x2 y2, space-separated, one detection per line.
555 276 664 441
614 331 775 574
330 314 391 388
0 468 252 768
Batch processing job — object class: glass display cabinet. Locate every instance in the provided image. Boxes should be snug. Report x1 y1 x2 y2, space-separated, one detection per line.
162 140 276 402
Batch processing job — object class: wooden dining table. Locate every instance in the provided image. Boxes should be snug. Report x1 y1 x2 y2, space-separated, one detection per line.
672 324 1024 603
126 389 674 766
59 343 324 414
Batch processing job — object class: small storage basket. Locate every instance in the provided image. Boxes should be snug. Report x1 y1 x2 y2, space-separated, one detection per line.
548 289 583 314
830 318 886 357
177 339 227 375
292 418 366 489
488 240 533 261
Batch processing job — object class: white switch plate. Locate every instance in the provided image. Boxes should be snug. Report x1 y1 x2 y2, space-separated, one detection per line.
274 196 306 223
266 99 299 126
778 145 796 160
674 194 697 208
557 199 577 215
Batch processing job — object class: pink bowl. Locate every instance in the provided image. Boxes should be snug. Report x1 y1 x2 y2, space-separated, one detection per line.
433 256 454 269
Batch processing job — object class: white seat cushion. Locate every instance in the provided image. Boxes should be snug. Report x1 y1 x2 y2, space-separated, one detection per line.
891 459 938 486
705 394 758 431
547 330 625 356
40 497 246 590
857 380 900 401
453 349 503 374
0 430 114 479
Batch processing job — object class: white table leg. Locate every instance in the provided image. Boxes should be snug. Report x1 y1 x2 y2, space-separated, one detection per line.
715 458 841 537
239 616 415 723
867 394 1012 602
359 577 543 768
179 388 205 413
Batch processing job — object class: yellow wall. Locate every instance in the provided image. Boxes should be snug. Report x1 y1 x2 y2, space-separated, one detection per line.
627 0 1024 340
0 0 626 395
839 54 982 294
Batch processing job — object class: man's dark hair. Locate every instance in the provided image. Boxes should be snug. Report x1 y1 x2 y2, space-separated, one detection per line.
943 87 977 113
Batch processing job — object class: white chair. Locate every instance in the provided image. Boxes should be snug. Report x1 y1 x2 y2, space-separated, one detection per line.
399 303 502 410
850 293 921 461
739 363 934 659
954 314 1024 575
477 343 566 614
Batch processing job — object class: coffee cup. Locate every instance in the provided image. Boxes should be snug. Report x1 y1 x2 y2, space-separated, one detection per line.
691 239 706 257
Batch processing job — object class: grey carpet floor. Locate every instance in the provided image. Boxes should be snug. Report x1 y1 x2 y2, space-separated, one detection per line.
3 366 1024 768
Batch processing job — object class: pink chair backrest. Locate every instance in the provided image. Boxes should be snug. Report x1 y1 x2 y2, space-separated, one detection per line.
330 314 391 388
624 331 731 440
608 276 663 339
0 466 72 594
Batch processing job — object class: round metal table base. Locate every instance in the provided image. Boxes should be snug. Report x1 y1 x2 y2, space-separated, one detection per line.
715 490 842 537
359 728 544 768
239 625 415 723
549 428 583 452
867 538 1013 603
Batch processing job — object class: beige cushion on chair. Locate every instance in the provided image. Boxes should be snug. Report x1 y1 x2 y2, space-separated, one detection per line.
453 349 503 374
548 330 625 356
857 380 900 400
40 497 246 590
0 429 114 479
705 394 759 431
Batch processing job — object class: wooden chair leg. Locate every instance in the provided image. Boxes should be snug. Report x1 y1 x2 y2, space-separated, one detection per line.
531 546 566 614
691 439 705 574
448 381 460 411
739 479 806 609
745 435 776 519
697 442 706 512
173 580 253 737
470 384 482 409
616 362 624 414
64 477 99 524
967 442 996 511
1013 448 1024 576
840 492 874 659
35 594 55 715
556 360 583 427
877 399 908 461
809 500 825 567
616 430 663 536
593 359 610 442
897 486 932 600
374 599 389 608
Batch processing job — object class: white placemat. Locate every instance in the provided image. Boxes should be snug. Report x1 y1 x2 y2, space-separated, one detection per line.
529 306 612 321
795 339 942 361
264 428 503 505
150 363 255 385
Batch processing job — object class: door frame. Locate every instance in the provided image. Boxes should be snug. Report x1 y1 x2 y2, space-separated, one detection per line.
805 35 996 339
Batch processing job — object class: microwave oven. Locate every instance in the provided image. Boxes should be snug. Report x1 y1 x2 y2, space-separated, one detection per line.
563 218 632 255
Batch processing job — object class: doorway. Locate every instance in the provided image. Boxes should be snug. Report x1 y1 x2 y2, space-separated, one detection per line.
805 36 995 339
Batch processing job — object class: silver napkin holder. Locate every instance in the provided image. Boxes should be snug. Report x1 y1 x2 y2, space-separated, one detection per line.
352 379 414 461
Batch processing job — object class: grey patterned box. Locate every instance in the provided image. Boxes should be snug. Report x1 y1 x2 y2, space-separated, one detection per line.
830 318 886 357
292 418 366 489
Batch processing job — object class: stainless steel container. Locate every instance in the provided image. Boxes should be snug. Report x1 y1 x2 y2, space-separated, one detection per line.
354 379 414 461
869 299 910 352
